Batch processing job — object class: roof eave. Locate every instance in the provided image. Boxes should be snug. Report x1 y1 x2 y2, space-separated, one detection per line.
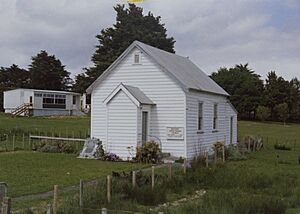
188 88 230 97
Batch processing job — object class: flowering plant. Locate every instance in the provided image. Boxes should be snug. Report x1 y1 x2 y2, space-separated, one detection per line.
103 152 120 161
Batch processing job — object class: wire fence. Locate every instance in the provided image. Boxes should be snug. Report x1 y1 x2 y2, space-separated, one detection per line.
0 128 90 152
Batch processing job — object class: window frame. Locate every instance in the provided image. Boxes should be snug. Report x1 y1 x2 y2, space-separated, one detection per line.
73 95 77 105
133 52 142 64
213 103 218 131
42 93 66 109
197 102 204 132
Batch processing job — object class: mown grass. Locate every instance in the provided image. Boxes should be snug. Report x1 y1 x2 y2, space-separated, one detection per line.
0 113 90 133
238 120 300 150
1 114 300 212
0 113 90 151
55 120 300 213
0 151 146 197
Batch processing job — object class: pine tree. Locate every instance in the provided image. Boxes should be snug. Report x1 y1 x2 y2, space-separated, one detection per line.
0 64 30 110
29 50 71 91
73 4 175 93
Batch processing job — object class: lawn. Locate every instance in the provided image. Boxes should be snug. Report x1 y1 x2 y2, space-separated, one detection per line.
1 114 300 213
0 113 90 151
0 151 145 197
0 113 90 134
238 120 300 149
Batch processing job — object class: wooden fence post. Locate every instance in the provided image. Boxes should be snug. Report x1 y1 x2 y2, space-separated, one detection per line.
132 171 136 188
53 185 58 214
151 166 155 189
205 152 209 167
46 204 53 214
107 175 111 203
101 208 107 214
79 180 83 207
248 138 250 151
1 197 11 214
183 159 187 174
29 133 31 150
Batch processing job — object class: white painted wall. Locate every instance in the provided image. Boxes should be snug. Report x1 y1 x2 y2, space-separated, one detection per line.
3 89 81 115
91 47 186 157
3 89 33 112
185 90 237 159
107 90 138 159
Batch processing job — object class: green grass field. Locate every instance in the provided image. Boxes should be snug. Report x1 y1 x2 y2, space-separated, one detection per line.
238 120 300 149
1 113 300 212
0 113 90 151
0 113 90 133
0 152 145 197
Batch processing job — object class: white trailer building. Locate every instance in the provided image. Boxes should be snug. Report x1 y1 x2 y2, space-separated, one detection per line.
87 41 238 160
3 88 83 116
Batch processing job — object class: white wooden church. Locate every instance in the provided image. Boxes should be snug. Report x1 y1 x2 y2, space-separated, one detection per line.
87 41 237 160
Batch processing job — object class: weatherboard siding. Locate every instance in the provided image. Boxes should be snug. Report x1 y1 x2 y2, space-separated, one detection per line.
91 47 186 158
186 91 237 159
107 90 137 159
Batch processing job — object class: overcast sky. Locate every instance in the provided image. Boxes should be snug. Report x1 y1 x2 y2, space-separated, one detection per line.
1 0 299 80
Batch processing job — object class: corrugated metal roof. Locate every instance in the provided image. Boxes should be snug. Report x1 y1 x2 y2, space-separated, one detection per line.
4 88 81 95
87 41 229 96
134 41 229 96
123 84 155 105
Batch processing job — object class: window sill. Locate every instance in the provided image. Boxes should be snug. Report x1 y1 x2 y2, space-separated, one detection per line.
197 130 204 134
212 130 218 133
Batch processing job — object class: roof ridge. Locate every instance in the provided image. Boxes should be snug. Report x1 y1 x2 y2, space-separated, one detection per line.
134 40 190 60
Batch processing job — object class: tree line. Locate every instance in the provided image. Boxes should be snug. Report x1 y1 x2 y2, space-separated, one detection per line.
1 3 299 124
211 64 300 123
0 4 175 111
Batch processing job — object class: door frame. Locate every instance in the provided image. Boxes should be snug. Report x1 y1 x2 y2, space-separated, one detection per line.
140 105 151 145
230 116 234 144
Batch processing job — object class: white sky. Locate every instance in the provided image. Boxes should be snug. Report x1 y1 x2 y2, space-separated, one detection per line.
0 0 299 80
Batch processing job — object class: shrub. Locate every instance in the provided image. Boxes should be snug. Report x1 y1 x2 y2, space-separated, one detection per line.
225 144 247 161
274 144 291 151
136 141 161 163
39 144 60 153
34 140 79 154
60 142 78 153
191 154 207 168
123 184 167 205
256 106 271 121
93 140 105 159
103 153 120 161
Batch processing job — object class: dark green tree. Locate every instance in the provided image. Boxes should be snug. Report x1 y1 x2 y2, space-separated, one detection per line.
211 64 264 119
263 71 290 120
73 3 175 93
256 106 271 122
29 50 71 91
274 103 289 125
287 78 300 122
0 64 30 110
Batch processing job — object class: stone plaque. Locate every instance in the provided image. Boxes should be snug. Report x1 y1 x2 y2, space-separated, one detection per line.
167 127 184 140
79 138 100 159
